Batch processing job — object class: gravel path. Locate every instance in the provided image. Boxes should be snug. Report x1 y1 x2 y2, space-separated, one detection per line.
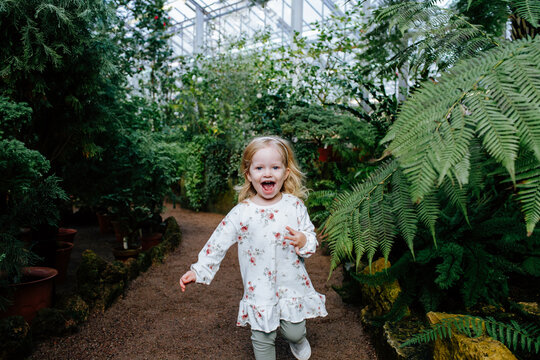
31 204 377 359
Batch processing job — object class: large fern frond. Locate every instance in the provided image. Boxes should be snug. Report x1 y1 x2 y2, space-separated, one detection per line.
323 159 400 271
383 37 540 230
416 190 439 244
514 152 540 235
391 169 418 257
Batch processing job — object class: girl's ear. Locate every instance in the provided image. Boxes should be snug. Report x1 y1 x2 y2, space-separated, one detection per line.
285 167 290 179
246 171 252 183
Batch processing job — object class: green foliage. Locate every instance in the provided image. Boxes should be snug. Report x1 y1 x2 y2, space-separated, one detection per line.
0 97 33 140
374 0 498 76
178 139 206 211
280 105 376 149
0 139 67 309
99 131 178 236
0 139 68 233
383 37 540 233
401 314 540 355
327 144 540 310
322 159 401 272
0 0 124 162
112 0 176 130
169 134 240 211
453 0 510 36
512 0 540 28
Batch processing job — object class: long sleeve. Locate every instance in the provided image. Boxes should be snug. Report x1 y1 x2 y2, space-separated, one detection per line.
296 201 318 258
190 213 239 284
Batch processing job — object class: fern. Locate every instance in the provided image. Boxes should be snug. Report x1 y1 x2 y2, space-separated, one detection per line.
401 314 540 354
514 152 540 235
391 170 417 256
374 1 497 74
322 159 404 271
512 0 540 27
383 37 540 231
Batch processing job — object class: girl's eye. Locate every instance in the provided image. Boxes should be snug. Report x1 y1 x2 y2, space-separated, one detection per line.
255 166 262 170
273 166 280 170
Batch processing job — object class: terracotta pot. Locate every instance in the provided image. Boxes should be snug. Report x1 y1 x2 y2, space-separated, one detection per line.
0 267 58 323
96 212 113 234
317 145 333 162
56 228 77 243
113 246 141 262
54 241 74 284
141 232 163 251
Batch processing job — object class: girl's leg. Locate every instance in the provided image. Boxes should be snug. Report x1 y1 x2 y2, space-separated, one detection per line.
251 329 277 360
279 320 306 344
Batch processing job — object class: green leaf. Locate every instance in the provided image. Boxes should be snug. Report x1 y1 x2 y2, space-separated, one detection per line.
522 257 540 276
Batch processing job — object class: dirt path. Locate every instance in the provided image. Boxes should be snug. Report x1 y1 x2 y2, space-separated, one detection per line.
31 205 377 359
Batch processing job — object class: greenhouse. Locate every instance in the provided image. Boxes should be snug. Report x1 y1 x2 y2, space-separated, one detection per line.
1 0 539 359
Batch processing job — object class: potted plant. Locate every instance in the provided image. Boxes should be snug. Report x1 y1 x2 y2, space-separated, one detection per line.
101 189 146 260
0 139 68 321
99 131 176 258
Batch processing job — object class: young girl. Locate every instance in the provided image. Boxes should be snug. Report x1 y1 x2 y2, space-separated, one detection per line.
179 136 327 360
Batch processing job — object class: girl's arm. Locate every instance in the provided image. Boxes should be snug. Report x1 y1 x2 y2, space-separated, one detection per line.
184 214 239 286
285 201 318 258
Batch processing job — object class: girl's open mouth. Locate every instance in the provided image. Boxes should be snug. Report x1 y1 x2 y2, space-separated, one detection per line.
261 181 275 193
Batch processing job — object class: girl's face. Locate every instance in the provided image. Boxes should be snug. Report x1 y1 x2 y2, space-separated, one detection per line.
247 145 290 205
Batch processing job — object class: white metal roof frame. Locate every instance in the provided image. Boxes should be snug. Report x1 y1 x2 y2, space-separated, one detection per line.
164 0 367 56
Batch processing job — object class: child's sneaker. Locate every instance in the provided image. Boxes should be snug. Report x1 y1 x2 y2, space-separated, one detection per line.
289 338 311 360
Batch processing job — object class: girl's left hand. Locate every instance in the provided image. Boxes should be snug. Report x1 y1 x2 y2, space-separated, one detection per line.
285 226 306 255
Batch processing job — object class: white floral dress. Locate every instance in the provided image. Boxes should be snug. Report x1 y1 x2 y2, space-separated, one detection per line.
190 193 328 333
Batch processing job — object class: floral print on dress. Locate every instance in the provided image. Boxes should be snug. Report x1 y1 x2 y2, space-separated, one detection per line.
255 208 278 225
263 267 277 283
239 222 249 233
245 248 265 266
245 281 256 300
190 193 327 333
272 231 283 246
298 273 311 287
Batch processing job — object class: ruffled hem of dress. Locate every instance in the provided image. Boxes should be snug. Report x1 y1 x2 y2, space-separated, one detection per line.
236 293 328 332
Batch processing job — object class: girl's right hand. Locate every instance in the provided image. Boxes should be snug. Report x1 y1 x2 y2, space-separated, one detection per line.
179 270 196 292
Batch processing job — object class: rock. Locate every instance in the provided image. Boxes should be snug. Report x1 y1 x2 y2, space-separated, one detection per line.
366 315 432 360
427 312 517 360
360 258 409 318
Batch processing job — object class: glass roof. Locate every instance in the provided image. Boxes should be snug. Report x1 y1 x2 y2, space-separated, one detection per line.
164 0 369 56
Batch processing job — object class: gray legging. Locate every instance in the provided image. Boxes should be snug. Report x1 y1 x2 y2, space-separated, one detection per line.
251 320 307 360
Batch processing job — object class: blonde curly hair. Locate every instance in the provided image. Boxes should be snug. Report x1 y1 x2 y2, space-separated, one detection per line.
236 136 307 202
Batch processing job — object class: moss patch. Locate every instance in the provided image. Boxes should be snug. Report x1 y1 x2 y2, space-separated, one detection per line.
0 315 32 360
